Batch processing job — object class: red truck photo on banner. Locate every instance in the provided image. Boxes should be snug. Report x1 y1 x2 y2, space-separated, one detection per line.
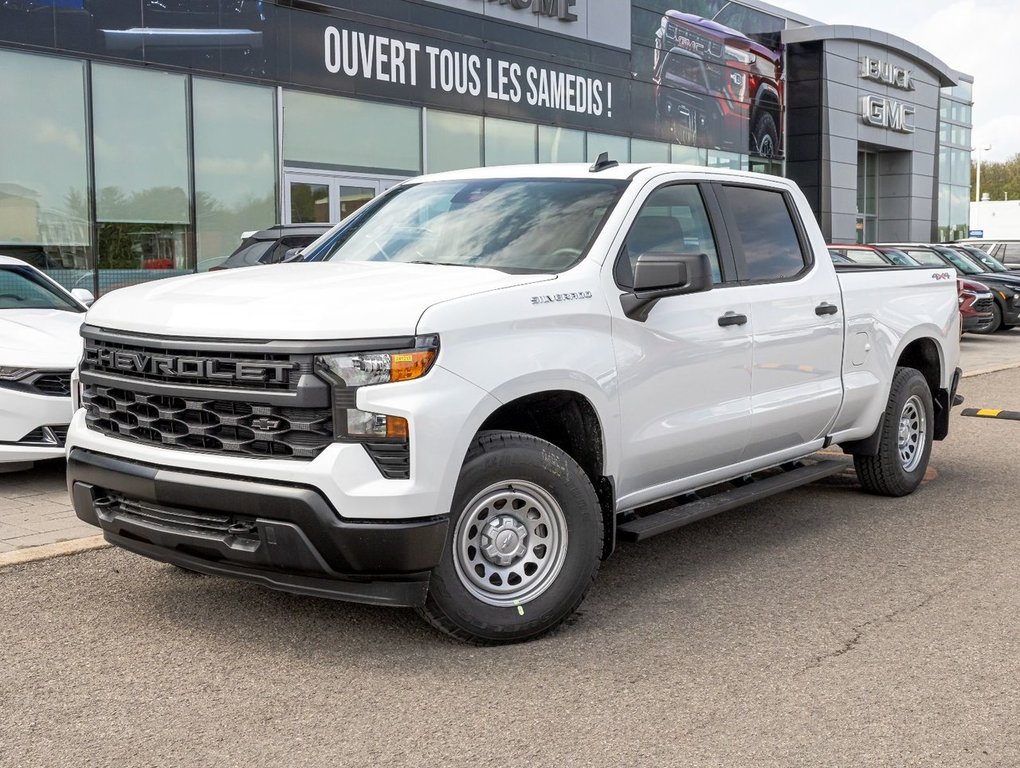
642 0 786 159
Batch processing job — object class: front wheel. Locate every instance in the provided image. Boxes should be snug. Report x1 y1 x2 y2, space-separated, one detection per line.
418 431 603 644
854 367 934 497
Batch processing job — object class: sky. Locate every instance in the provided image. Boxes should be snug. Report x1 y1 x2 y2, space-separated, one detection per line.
776 0 1017 162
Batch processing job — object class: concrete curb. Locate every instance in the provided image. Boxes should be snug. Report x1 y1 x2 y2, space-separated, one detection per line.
962 361 1020 379
0 535 109 569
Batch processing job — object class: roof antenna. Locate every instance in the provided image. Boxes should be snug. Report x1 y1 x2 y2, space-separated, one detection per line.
589 151 618 172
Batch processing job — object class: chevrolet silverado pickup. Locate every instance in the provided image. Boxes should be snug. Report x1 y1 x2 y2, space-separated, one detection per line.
67 161 961 644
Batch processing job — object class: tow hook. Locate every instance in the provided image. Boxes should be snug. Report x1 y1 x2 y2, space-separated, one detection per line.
227 520 258 536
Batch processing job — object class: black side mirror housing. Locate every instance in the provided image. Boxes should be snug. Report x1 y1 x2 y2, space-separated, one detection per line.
621 252 713 321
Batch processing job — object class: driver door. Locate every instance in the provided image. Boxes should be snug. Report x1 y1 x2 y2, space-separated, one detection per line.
610 181 755 508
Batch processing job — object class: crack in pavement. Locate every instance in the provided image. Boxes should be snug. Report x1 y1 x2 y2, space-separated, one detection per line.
795 584 955 676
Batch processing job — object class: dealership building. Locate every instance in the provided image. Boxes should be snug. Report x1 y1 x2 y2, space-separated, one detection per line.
0 0 973 294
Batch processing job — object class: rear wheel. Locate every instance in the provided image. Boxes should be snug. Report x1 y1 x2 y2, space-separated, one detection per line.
854 367 934 497
418 431 602 645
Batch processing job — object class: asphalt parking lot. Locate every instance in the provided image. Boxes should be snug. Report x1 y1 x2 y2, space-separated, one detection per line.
1 343 1019 766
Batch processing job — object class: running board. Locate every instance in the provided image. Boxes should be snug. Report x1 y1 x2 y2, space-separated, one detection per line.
616 459 848 543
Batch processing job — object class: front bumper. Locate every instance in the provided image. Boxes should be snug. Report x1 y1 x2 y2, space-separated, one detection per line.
68 448 449 607
961 311 996 333
0 386 71 463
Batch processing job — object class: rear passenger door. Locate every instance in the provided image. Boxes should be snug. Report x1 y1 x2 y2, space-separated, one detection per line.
714 182 844 459
610 181 756 506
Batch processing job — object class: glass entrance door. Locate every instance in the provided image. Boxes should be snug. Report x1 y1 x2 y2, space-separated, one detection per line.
283 171 405 225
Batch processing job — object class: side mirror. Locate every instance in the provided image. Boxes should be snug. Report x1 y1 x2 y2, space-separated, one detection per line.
71 288 95 307
621 252 713 321
280 247 304 264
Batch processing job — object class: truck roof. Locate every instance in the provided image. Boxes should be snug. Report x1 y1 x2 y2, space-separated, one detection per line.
413 162 793 186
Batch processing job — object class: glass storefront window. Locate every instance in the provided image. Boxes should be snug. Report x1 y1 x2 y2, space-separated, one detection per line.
284 91 421 173
93 64 192 293
950 125 971 148
193 78 277 271
538 126 585 163
630 139 670 163
706 150 747 170
671 144 707 165
951 148 971 186
484 118 537 166
426 110 482 173
586 133 630 163
0 50 90 291
939 122 950 145
857 151 878 243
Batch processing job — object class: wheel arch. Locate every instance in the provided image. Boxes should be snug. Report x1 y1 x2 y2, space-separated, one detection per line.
843 334 948 456
474 386 617 559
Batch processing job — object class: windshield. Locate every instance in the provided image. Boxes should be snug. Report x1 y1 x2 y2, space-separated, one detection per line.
0 266 82 311
934 246 981 274
319 178 627 273
877 248 916 266
903 249 948 268
958 245 1008 272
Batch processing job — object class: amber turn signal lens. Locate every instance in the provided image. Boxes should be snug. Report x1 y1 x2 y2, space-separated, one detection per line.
390 350 437 382
386 416 409 439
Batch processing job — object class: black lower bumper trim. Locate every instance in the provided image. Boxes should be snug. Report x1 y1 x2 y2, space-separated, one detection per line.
67 448 448 608
105 532 429 607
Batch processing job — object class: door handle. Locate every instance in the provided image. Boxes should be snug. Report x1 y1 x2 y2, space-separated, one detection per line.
815 302 839 316
718 311 748 327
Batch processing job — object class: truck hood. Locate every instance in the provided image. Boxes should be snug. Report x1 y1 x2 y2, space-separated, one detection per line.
85 261 553 340
0 309 85 368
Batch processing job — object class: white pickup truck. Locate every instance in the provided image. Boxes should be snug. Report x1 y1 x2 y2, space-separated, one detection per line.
67 161 961 644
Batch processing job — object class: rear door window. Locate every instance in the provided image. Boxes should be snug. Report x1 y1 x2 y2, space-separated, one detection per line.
719 185 808 282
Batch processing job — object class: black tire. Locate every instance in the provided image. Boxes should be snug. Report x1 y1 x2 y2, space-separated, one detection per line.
854 367 934 497
752 111 779 158
418 431 602 645
973 302 1002 334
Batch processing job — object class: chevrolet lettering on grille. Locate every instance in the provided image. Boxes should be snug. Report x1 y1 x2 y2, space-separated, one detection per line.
87 348 296 384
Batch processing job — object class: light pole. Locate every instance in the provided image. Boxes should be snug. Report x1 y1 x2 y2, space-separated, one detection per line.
973 143 992 202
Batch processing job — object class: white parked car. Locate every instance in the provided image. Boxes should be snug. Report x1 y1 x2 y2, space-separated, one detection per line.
0 255 92 470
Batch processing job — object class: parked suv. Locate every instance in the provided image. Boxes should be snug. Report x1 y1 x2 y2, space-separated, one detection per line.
881 243 1020 332
210 225 331 271
956 239 1020 270
653 9 782 157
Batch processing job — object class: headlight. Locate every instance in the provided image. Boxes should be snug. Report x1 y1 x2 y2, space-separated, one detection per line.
0 367 31 381
315 336 438 387
315 335 438 441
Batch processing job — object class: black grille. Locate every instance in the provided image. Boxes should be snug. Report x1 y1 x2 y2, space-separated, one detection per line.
82 338 305 391
665 23 724 60
364 442 410 480
974 297 995 313
30 372 72 397
101 494 257 539
83 384 333 459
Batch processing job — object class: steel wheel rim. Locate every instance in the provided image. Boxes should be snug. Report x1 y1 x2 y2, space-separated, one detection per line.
452 480 568 607
898 395 927 472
